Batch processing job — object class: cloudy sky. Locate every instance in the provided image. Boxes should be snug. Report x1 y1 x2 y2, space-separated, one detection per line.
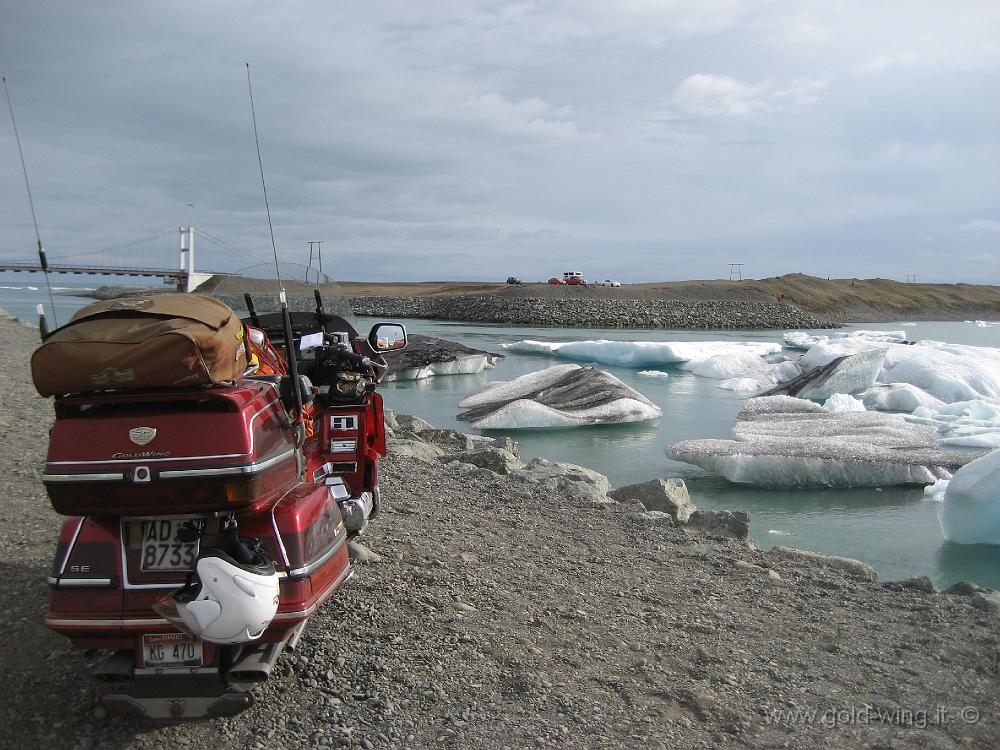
1 1 998 283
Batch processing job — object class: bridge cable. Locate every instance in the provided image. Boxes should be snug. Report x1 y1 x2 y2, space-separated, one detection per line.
3 77 58 326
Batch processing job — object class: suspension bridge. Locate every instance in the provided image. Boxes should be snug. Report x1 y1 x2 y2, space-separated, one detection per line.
0 227 262 292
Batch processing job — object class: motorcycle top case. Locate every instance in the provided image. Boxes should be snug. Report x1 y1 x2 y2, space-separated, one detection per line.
31 293 250 397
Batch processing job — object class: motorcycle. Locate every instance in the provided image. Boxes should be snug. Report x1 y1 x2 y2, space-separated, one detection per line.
35 279 405 719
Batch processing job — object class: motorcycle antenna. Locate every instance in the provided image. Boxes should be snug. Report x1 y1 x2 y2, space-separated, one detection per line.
3 76 58 330
245 63 305 437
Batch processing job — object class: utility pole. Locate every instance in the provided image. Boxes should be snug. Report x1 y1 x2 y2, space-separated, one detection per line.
728 263 744 281
307 241 324 283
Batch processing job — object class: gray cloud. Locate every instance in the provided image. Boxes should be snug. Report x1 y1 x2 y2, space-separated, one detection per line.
1 0 998 283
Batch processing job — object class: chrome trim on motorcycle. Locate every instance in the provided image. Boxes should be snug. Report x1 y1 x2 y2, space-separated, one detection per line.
43 472 124 483
45 400 281 467
286 524 347 578
57 517 86 575
45 616 169 628
338 492 373 533
47 576 114 588
271 565 353 621
158 449 296 479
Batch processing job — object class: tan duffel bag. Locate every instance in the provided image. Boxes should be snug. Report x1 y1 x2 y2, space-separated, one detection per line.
32 293 250 397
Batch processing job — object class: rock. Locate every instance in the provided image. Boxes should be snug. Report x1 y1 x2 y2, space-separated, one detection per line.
609 478 695 523
687 510 750 540
970 591 1000 614
941 580 989 596
442 447 521 475
416 428 475 453
897 575 936 593
513 457 611 495
388 439 444 462
348 542 382 564
768 545 878 582
634 511 674 526
392 413 435 435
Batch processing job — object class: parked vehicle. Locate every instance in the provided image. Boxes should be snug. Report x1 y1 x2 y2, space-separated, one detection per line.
597 279 621 287
506 276 522 285
547 277 566 285
34 283 405 719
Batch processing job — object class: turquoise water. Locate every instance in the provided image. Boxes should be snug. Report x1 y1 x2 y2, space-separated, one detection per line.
2 281 998 588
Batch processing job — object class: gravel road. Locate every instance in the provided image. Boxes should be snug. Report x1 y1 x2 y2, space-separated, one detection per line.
2 313 998 749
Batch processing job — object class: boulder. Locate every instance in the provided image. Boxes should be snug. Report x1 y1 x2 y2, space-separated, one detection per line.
512 457 612 496
416 428 475 453
687 510 750 540
442 447 521 475
941 580 989 596
970 591 1000 615
469 434 521 459
388 439 444 462
609 478 695 524
768 545 878 582
392 412 435 435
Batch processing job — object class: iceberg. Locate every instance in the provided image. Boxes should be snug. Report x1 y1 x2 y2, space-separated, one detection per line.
383 333 503 381
666 396 985 489
783 329 907 351
797 338 1000 404
764 349 885 401
717 360 803 393
905 400 1000 449
861 383 944 413
823 394 866 413
504 339 781 369
637 370 670 378
458 364 662 429
939 449 1000 545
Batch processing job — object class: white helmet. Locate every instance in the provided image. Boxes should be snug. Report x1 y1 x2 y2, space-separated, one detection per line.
155 536 279 644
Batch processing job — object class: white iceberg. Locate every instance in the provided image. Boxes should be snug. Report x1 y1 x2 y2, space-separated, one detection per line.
718 360 803 393
905 400 1000 449
666 395 984 489
783 329 907 351
504 339 781 369
637 370 670 379
939 449 1000 545
387 354 495 381
765 349 885 401
861 383 944 413
823 394 866 413
458 364 662 429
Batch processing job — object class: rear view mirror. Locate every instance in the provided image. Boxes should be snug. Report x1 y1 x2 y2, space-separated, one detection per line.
368 322 407 352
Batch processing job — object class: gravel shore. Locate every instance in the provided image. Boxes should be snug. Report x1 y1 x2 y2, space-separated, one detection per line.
2 313 998 749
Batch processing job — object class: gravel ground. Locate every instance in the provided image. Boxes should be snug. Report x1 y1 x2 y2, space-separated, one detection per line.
1 313 998 750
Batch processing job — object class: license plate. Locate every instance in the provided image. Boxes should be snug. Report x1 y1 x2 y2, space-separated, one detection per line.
140 518 200 572
142 633 203 668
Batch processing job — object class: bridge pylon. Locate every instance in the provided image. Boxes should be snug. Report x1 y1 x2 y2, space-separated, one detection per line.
179 226 215 292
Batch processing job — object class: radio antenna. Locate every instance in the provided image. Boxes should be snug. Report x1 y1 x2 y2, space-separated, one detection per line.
245 64 305 440
3 76 58 328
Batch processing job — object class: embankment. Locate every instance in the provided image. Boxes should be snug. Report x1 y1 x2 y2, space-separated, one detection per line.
350 295 830 330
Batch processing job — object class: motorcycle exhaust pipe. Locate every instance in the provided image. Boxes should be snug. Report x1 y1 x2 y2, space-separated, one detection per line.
225 641 285 687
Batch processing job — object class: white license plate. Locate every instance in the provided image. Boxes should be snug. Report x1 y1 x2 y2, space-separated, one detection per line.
142 633 203 668
140 518 200 572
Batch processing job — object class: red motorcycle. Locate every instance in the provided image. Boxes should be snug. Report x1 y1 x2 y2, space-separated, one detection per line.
34 286 404 719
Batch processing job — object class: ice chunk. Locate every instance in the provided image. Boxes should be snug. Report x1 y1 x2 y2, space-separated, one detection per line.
783 329 907 351
718 361 803 393
687 351 778 379
637 370 670 378
904 400 1000 449
861 383 944 413
924 478 950 502
766 349 885 401
666 396 984 489
823 394 866 412
504 339 780 368
798 338 1000 404
458 364 661 429
939 450 1000 545
386 354 494 381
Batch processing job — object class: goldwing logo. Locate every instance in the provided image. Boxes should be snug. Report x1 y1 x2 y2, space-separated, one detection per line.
129 427 157 446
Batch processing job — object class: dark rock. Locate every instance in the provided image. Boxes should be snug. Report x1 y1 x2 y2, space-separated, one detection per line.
687 510 750 540
609 478 695 523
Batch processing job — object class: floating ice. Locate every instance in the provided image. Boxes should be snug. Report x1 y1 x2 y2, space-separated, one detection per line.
823 394 866 413
666 395 984 489
905 400 1000 449
766 349 885 401
386 355 493 381
504 339 780 369
458 364 661 429
637 370 670 378
939 450 1000 545
861 383 944 413
798 339 1000 404
783 329 907 351
924 478 950 502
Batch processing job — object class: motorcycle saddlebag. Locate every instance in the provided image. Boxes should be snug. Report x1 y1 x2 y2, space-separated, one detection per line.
31 294 250 397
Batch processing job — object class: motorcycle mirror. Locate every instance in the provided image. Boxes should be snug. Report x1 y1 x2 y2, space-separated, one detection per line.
367 322 407 352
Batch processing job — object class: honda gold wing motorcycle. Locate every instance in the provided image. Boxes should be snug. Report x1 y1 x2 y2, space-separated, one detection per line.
32 281 404 719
